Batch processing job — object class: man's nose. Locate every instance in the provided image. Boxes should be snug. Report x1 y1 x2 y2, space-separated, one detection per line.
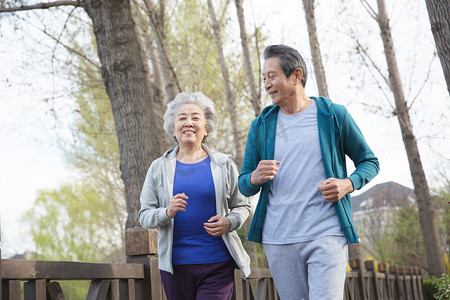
264 80 271 90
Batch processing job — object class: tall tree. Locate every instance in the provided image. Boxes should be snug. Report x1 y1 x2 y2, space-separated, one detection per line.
424 0 450 95
1 0 163 230
234 0 261 116
302 0 329 98
362 0 446 276
207 0 244 168
143 0 181 101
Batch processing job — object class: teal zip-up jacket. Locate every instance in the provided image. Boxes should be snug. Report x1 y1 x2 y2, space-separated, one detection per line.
238 96 379 244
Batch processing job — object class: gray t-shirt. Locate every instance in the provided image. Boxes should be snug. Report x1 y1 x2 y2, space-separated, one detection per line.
262 101 345 244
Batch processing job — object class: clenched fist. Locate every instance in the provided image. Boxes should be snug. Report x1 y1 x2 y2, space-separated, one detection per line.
250 160 281 186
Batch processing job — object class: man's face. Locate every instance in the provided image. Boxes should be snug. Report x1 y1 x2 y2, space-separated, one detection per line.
262 56 297 108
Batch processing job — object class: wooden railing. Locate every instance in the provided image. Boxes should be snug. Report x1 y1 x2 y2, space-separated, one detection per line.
1 229 424 300
345 259 424 300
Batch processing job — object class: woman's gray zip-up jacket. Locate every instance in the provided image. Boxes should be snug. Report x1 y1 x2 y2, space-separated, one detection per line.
139 144 252 279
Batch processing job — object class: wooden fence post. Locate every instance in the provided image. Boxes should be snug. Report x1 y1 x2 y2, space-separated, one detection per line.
378 262 390 299
125 227 166 300
389 265 399 300
349 258 365 300
364 260 378 300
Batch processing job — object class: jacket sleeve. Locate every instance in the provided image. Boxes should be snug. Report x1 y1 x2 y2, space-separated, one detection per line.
226 158 251 232
341 110 380 191
138 159 171 229
238 119 263 197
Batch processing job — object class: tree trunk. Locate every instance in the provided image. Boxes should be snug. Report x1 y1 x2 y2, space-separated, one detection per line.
84 0 162 230
235 0 261 117
144 0 181 101
302 0 329 98
207 0 244 168
376 0 445 276
134 16 171 151
424 0 450 95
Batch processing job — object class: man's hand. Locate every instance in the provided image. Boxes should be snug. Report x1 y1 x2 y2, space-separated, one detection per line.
318 178 354 203
166 193 188 218
250 160 281 186
204 215 231 236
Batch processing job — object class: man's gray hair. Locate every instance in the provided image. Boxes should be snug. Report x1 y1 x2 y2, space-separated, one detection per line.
264 44 308 87
163 92 217 144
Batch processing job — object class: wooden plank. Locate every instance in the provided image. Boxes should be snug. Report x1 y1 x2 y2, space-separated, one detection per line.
46 282 66 300
3 280 21 300
126 256 153 300
247 268 272 279
2 260 144 280
232 269 244 300
149 256 165 300
86 280 111 300
127 279 136 300
256 278 267 300
111 279 119 300
125 228 158 256
24 279 46 300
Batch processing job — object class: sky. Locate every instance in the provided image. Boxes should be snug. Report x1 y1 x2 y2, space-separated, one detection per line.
0 0 449 258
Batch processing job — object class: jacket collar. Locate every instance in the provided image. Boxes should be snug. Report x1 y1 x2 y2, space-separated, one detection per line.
259 96 334 119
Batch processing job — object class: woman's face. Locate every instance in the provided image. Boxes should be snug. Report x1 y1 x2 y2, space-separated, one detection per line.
174 103 207 147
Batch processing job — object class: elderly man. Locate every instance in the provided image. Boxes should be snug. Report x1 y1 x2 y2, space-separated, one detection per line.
238 45 379 300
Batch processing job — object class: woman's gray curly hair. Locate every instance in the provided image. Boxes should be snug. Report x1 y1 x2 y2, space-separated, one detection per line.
163 92 217 145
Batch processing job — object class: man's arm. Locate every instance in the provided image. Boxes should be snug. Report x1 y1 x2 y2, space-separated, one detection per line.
342 110 380 191
238 119 264 196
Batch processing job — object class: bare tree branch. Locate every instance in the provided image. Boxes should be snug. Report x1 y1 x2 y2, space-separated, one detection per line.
360 0 378 21
15 15 101 69
354 38 391 89
0 1 83 13
143 0 182 95
51 6 78 102
408 53 436 109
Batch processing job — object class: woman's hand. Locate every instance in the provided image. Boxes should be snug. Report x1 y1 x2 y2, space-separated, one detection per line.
204 215 231 236
166 193 188 218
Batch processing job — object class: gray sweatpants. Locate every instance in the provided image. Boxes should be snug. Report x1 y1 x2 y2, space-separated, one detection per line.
264 236 348 300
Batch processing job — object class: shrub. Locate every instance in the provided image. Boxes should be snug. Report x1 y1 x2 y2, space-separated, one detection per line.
433 273 450 300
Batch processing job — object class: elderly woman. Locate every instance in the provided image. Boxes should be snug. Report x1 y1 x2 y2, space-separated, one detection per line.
139 92 251 300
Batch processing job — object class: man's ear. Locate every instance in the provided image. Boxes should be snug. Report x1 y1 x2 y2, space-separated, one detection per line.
294 68 303 84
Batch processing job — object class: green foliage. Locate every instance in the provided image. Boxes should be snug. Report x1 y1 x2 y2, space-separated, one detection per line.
23 184 122 262
24 9 125 273
372 203 427 269
369 186 449 273
163 0 266 156
435 189 450 271
433 273 450 300
423 277 435 300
